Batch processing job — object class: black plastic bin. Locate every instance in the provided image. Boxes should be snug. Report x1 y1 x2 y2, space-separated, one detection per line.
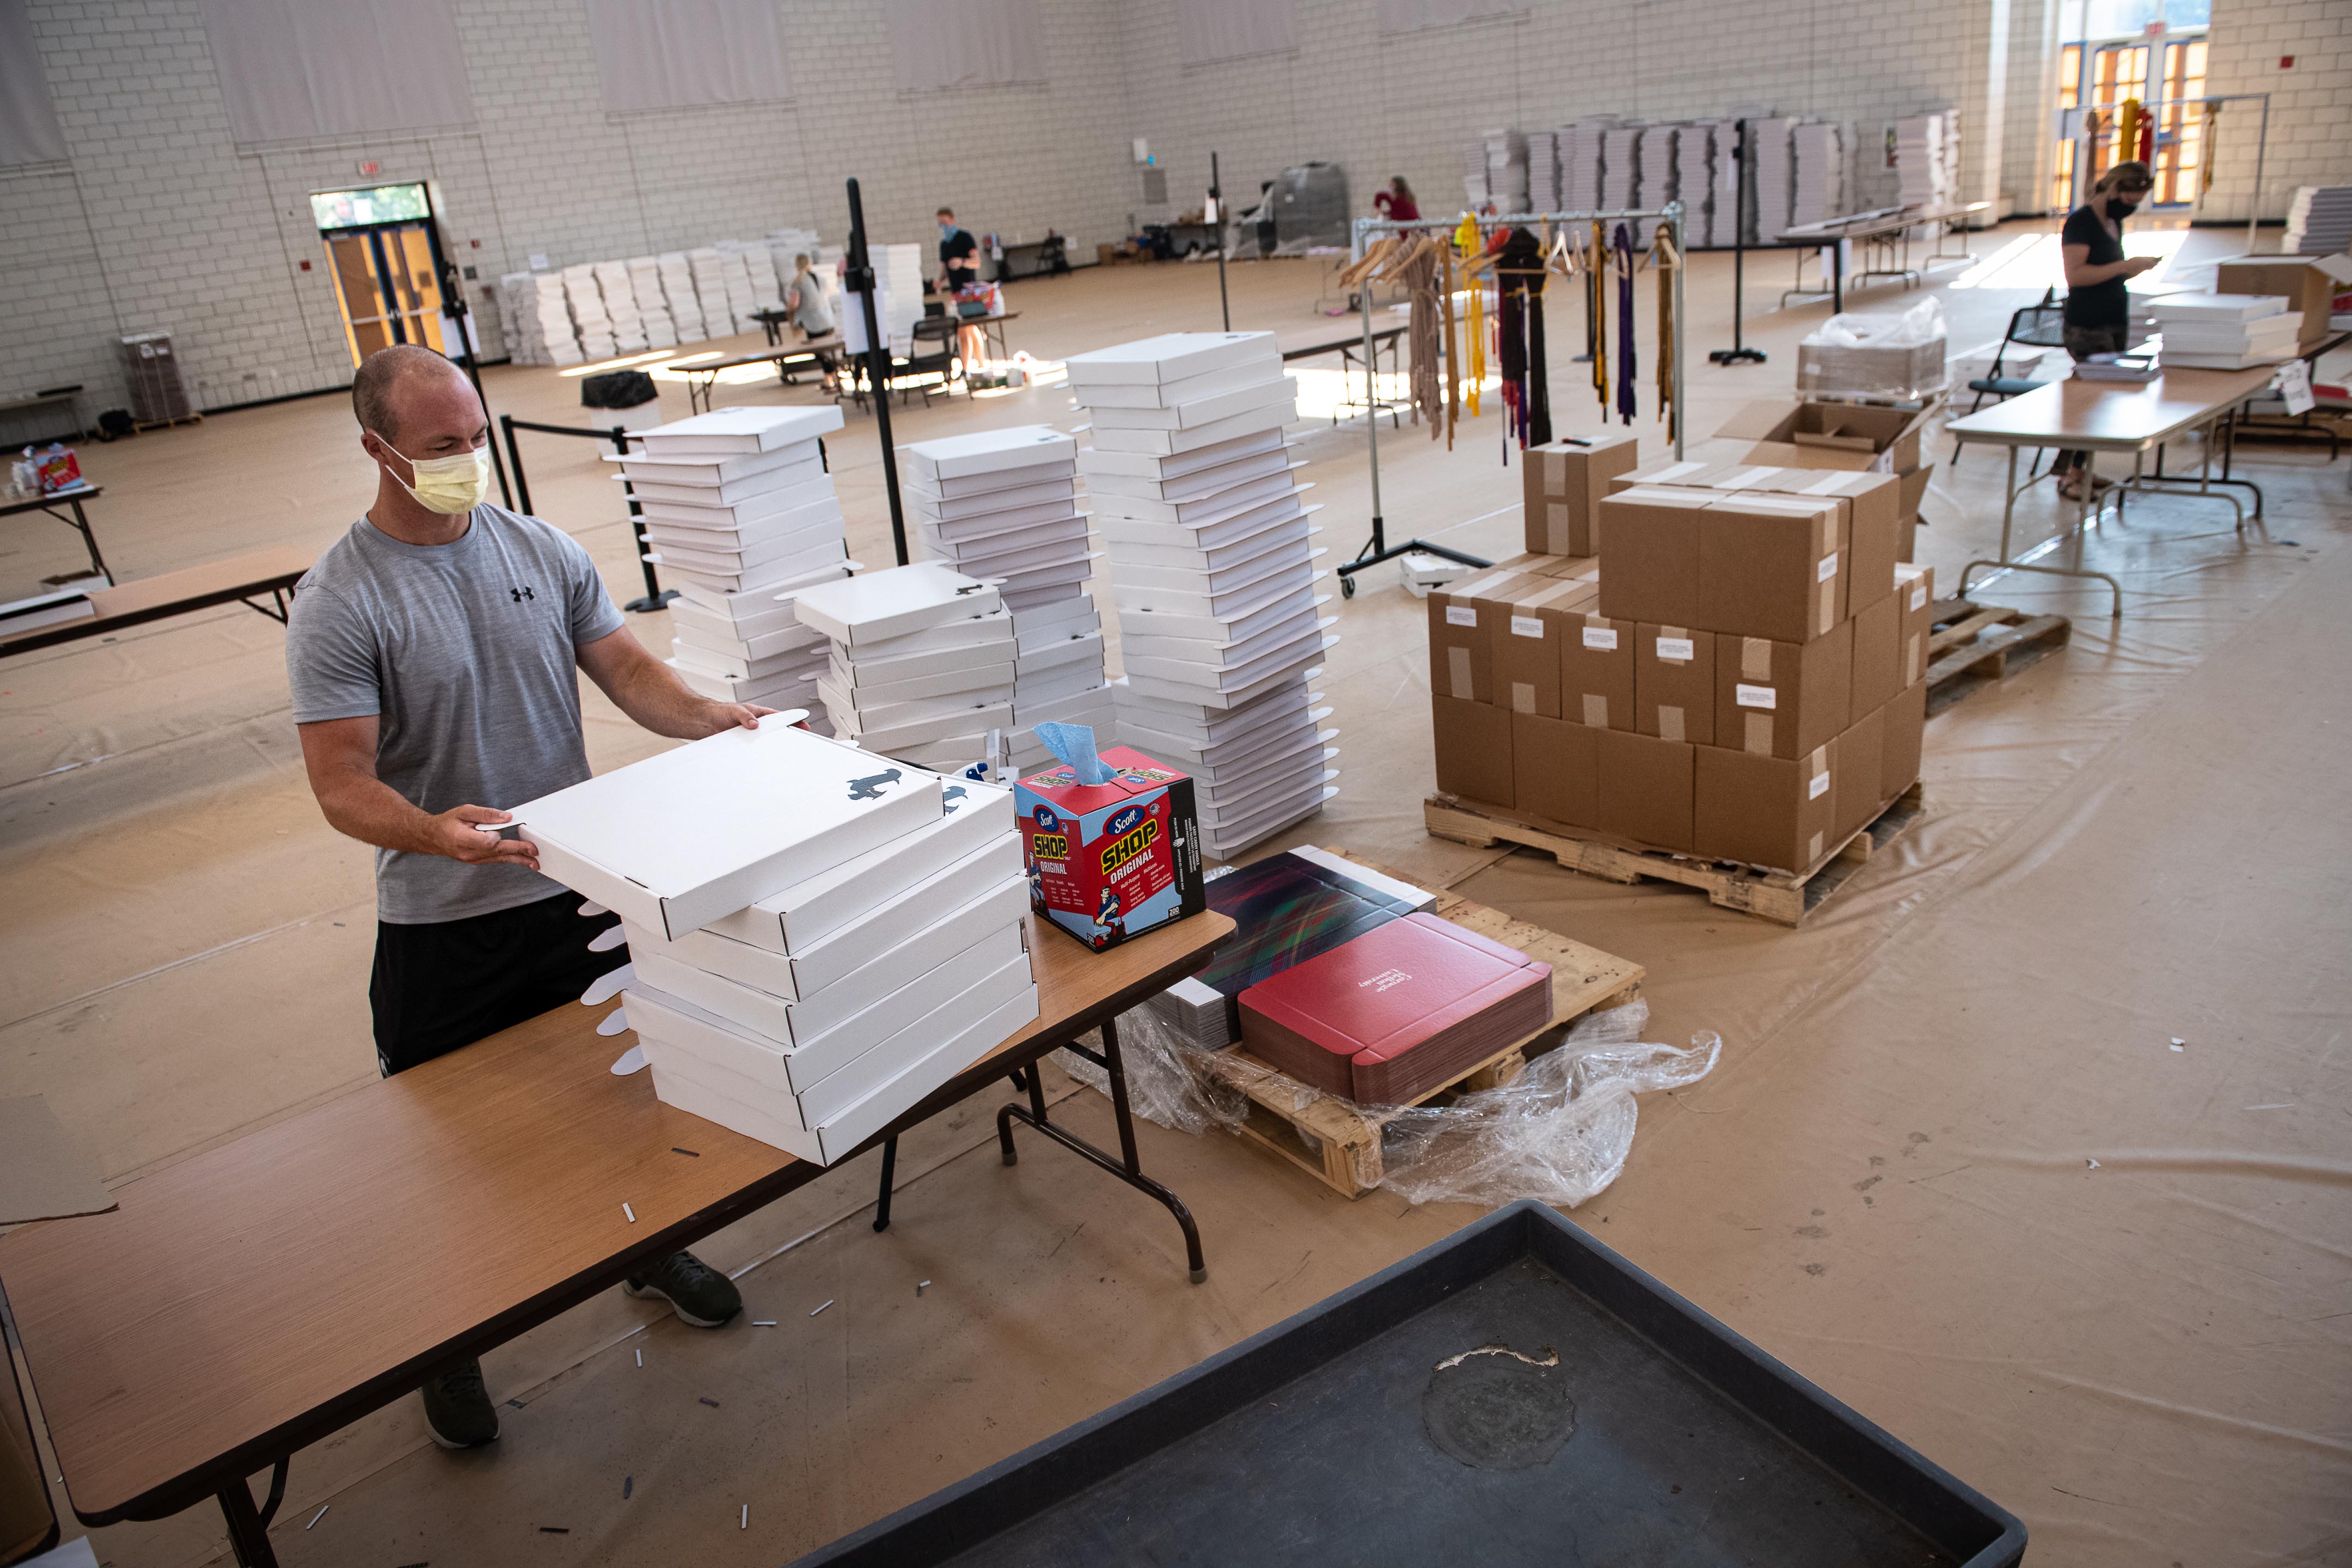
791 1200 2025 1566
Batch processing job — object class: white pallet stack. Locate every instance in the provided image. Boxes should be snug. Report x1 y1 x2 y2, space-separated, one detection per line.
628 256 678 350
795 563 1019 773
519 723 1037 1166
659 252 708 343
618 405 851 725
719 248 761 329
718 240 783 313
595 259 647 353
563 263 617 362
903 426 1108 775
1066 330 1339 861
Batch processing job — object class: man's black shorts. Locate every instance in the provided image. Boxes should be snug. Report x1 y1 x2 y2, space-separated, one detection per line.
370 891 623 1076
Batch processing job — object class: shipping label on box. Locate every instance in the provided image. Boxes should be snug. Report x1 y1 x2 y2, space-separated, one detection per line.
1016 745 1205 951
1491 573 1594 718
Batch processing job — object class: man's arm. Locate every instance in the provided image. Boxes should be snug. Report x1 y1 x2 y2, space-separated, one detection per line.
2061 243 2158 289
297 715 543 871
575 624 773 739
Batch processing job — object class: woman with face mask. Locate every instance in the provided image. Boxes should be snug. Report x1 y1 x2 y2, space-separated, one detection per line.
2054 160 2160 501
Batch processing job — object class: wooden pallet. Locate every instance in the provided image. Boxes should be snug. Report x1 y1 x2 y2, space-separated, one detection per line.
1924 597 2069 716
1423 782 1925 927
133 413 204 432
1194 855 1644 1200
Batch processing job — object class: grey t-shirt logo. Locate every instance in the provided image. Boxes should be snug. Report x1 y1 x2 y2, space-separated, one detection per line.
509 585 535 603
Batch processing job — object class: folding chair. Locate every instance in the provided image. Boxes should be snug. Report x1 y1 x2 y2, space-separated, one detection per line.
1955 289 2068 467
904 316 961 407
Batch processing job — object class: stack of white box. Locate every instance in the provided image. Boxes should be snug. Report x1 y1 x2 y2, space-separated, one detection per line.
1485 128 1530 213
794 562 1017 771
1895 113 1959 209
1598 123 1642 211
1633 125 1676 243
1749 118 1798 242
615 406 850 722
2151 294 2301 369
1791 120 1848 229
719 249 761 330
1529 130 1560 213
903 426 1110 774
523 722 1038 1165
880 243 926 353
1462 141 1491 209
628 256 678 350
689 249 738 336
659 252 708 342
2284 186 2352 256
596 260 648 353
1674 122 1719 247
499 272 581 365
1558 119 1612 214
717 240 782 313
564 264 617 361
1066 331 1339 861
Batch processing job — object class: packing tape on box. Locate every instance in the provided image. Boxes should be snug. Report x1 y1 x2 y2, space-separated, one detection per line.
1740 636 1772 682
1905 630 1921 687
1511 682 1536 714
1744 711 1774 755
1447 645 1474 700
1544 500 1573 555
1582 693 1609 726
1657 705 1686 743
1656 627 1694 664
1512 576 1587 615
1808 830 1824 862
1641 460 1708 485
1718 466 1778 491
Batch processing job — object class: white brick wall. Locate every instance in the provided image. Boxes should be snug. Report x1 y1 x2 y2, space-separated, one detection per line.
1 0 1135 426
2202 0 2352 225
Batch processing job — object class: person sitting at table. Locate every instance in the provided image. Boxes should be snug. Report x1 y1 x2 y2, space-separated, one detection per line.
286 344 765 1453
938 207 989 367
786 253 840 392
2055 160 2160 503
1372 176 1419 223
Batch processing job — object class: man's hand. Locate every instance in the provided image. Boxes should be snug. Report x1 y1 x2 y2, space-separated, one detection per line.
694 702 775 737
429 805 542 869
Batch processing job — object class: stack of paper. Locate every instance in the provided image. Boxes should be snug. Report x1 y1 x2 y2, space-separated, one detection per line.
659 252 707 343
520 722 1037 1165
903 426 1109 774
794 562 1016 771
1066 331 1339 861
595 260 647 354
617 406 850 717
627 256 677 350
714 241 780 313
564 264 617 362
2151 293 2301 368
1749 118 1798 242
2283 187 2352 257
1633 125 1676 243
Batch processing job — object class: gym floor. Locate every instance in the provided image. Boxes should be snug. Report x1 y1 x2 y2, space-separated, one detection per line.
3 220 2345 1565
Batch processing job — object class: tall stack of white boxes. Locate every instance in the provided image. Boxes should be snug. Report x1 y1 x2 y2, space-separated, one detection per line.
1067 331 1339 861
564 264 617 361
620 406 850 725
522 722 1037 1164
794 562 1018 771
628 256 678 349
659 252 708 343
1895 113 1961 210
903 426 1111 775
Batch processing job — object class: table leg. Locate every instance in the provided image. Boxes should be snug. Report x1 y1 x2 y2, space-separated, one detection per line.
215 1457 288 1567
872 1136 898 1233
59 499 111 583
996 1021 1208 1283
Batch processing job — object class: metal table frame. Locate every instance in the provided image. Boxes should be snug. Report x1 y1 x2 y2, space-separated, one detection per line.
1778 203 1987 312
1281 324 1409 428
2 483 109 585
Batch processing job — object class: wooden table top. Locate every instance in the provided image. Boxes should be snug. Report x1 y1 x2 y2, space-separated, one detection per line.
687 336 843 373
0 545 313 657
0 907 1231 1524
0 484 101 518
1944 364 2278 451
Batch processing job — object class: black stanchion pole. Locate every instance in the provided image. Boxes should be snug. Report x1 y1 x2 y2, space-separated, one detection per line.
440 260 514 507
499 413 531 516
1211 152 1231 332
1711 119 1767 366
611 424 676 612
846 177 910 568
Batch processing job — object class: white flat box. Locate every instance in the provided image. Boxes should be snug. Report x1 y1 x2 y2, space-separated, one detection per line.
1195 752 1336 825
1117 688 1324 751
917 510 1091 559
1124 718 1333 780
837 700 1015 751
1087 400 1297 458
903 425 1076 481
1003 583 1089 615
670 594 810 643
669 635 824 683
1112 522 1318 577
1077 427 1285 481
673 617 826 664
647 519 848 574
2145 293 2290 323
1067 358 1289 411
821 665 1015 720
1124 617 1329 690
838 608 1016 665
990 554 1099 598
638 975 1038 1163
1063 330 1279 389
636 403 845 456
920 503 1090 547
708 781 1013 954
610 442 819 486
1113 556 1321 621
669 659 817 706
906 459 1079 503
511 722 941 939
675 564 850 624
639 492 844 541
625 460 827 507
1081 446 1300 501
1201 785 1337 861
1016 630 1104 677
1120 600 1326 667
1085 375 1296 433
928 530 1094 581
908 477 1080 524
828 650 1016 699
834 639 1016 691
1115 583 1316 646
1121 641 1326 710
793 563 1002 645
1013 596 1101 642
891 734 1003 770
1013 681 1113 724
1091 468 1303 526
1098 498 1316 555
638 475 840 526
660 540 851 598
1113 538 1316 598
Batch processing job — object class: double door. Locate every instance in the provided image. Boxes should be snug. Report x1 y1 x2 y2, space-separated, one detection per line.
323 222 451 366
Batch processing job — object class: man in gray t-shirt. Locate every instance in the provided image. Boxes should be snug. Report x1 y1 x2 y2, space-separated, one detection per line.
287 344 761 1450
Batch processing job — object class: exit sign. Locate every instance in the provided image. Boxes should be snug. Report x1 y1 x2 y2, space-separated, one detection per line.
358 160 379 176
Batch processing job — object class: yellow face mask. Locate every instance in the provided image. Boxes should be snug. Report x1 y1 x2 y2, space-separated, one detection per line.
376 437 490 514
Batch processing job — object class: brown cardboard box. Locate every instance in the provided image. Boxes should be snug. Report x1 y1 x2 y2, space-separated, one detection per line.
1895 463 1933 560
1694 740 1837 873
1432 693 1514 807
1562 606 1637 730
1713 399 1931 476
1781 470 1902 609
2214 257 2338 348
1595 485 1712 626
1491 573 1595 717
1427 567 1541 704
1846 592 1901 720
1894 564 1935 689
1512 710 1600 828
1881 680 1926 801
1636 622 1717 745
1596 727 1694 852
1696 492 1847 642
1523 431 1641 555
1832 702 1886 843
1612 455 1732 493
1718 619 1852 760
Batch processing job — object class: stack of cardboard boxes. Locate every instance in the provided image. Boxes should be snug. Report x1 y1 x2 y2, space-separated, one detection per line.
1431 436 1931 877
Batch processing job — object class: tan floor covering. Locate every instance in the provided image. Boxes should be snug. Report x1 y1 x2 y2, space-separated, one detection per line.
2 225 2347 1566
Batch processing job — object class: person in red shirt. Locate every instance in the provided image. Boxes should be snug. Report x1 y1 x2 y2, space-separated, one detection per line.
1373 176 1420 223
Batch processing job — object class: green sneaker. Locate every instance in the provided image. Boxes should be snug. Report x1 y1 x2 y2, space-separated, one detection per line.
421 1358 499 1450
624 1250 742 1327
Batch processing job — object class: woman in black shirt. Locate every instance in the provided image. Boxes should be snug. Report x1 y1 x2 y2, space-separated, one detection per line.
2054 160 2159 499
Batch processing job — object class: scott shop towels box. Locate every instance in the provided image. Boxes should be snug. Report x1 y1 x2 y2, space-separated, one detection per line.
1016 738 1205 951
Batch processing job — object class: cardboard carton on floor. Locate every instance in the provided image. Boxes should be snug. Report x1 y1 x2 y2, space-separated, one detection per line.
1522 431 1641 555
1881 681 1927 801
1595 728 1694 852
1609 464 1898 611
1491 573 1598 718
1712 400 1932 476
1432 693 1514 808
1694 739 1837 873
1595 486 1712 626
1636 622 1716 746
1718 620 1853 761
1562 604 1636 730
1698 491 1847 644
1895 564 1936 688
1848 592 1902 720
1832 703 1888 843
1512 710 1600 829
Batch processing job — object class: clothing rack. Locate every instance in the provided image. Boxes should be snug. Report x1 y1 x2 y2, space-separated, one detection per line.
1338 203 1686 597
2054 92 2270 252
